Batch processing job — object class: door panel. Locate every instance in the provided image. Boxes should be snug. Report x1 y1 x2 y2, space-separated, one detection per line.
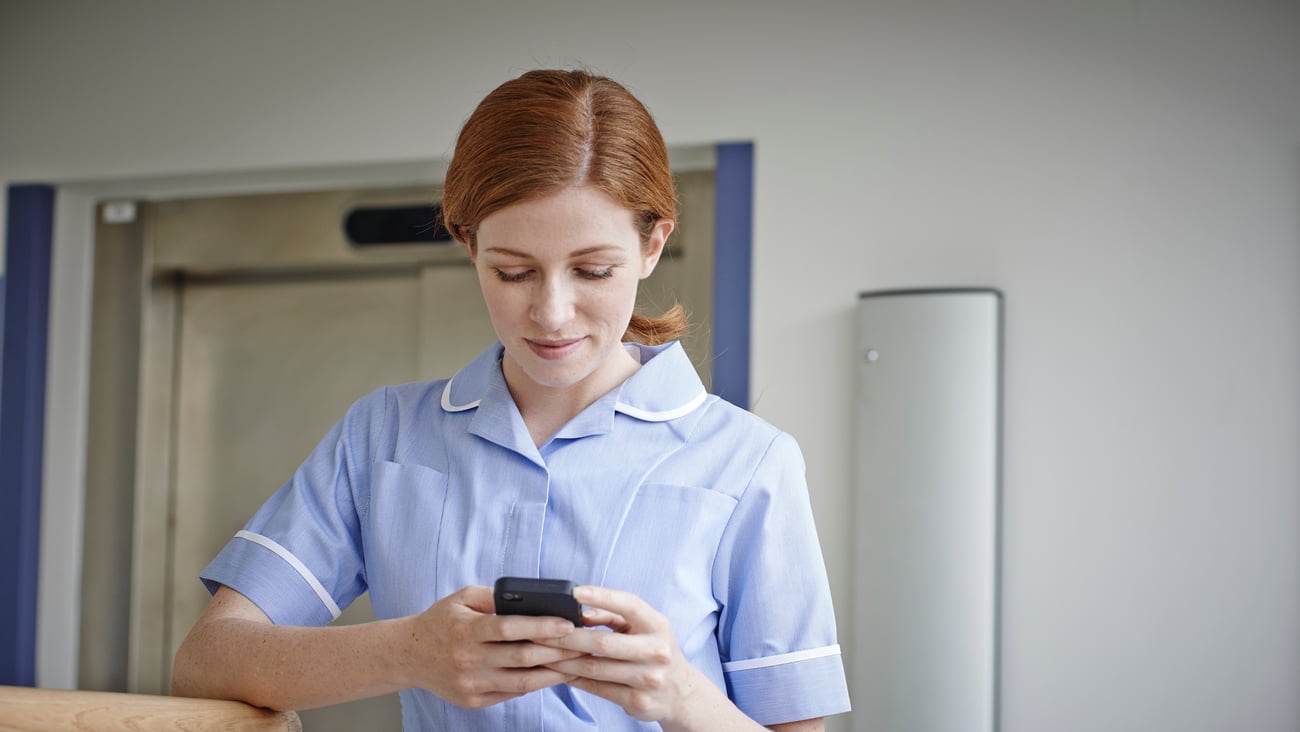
172 272 423 730
170 271 416 637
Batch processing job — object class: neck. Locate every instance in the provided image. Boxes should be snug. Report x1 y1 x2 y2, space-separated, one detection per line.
503 347 642 447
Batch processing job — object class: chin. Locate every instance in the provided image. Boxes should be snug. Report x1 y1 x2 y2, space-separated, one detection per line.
503 346 591 389
520 363 594 390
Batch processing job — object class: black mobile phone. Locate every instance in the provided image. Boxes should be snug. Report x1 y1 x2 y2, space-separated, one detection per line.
494 577 583 626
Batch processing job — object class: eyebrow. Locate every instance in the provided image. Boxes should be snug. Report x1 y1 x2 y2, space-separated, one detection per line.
481 244 624 259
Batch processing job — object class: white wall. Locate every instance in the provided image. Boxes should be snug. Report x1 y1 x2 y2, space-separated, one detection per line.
3 1 1298 730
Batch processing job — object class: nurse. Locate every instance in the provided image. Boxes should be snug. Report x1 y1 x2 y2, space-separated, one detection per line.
171 69 851 731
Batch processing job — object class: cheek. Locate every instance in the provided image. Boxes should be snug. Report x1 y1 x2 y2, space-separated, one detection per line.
475 277 521 325
584 281 639 322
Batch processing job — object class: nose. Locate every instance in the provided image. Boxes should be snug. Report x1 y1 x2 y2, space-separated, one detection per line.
530 275 576 332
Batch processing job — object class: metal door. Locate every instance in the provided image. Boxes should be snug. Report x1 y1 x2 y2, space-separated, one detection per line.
172 270 437 729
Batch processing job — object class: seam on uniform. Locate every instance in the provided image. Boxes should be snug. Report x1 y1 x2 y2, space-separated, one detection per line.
355 388 391 531
597 433 694 586
499 501 516 580
708 428 788 616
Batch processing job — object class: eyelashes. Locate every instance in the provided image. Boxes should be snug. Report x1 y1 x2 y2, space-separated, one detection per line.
493 269 531 283
492 267 616 282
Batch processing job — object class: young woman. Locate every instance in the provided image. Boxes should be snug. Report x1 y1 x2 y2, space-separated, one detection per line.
171 69 850 731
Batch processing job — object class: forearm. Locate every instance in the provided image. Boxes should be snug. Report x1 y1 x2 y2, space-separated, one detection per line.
663 685 824 732
171 613 417 711
658 679 764 732
657 664 824 732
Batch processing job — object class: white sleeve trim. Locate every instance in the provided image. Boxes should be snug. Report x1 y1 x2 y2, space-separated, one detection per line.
235 530 342 620
721 644 841 673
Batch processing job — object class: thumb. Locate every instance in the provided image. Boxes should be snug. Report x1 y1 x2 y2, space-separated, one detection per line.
454 584 497 614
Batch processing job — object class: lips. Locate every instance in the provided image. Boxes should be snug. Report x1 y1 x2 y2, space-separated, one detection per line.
525 337 584 360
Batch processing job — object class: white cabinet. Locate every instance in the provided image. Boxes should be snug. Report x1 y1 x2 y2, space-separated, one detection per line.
853 288 1002 732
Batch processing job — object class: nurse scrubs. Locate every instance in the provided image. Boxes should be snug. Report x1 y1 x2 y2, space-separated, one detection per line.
201 340 851 730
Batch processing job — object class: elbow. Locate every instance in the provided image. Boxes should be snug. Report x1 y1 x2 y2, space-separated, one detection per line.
169 626 286 712
169 634 201 698
169 624 236 702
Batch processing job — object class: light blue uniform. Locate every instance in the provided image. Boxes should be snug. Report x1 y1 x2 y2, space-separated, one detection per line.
201 341 851 729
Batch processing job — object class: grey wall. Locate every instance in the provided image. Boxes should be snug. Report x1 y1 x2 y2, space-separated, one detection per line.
2 2 1298 730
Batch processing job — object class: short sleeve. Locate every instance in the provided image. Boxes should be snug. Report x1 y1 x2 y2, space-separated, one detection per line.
199 387 388 626
713 431 852 725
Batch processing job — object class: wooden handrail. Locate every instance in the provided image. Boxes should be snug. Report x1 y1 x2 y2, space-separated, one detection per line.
0 686 300 732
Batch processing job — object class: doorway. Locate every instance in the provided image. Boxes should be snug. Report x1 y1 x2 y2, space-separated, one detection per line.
81 168 718 729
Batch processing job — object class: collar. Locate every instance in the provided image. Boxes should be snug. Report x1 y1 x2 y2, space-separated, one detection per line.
610 341 709 422
440 341 708 454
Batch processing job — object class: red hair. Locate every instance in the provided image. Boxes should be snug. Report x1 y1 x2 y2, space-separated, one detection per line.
442 69 687 345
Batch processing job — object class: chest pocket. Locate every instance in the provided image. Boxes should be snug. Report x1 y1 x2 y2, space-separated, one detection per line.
601 483 738 669
365 460 450 619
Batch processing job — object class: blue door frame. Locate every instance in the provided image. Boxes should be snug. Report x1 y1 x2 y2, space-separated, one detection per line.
1 184 54 687
712 142 754 410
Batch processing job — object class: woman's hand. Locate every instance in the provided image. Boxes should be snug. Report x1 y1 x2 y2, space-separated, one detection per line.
535 585 748 729
404 585 586 708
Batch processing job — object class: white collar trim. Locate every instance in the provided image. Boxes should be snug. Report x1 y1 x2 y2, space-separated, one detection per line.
443 375 707 423
440 376 479 412
615 388 708 422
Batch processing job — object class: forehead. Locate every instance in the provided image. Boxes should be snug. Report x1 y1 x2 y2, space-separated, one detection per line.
476 186 639 252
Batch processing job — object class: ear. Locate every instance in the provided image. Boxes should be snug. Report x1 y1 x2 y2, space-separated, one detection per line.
639 219 674 279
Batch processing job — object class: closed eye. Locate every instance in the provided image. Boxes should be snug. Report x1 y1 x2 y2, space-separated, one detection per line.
493 268 533 283
577 267 615 280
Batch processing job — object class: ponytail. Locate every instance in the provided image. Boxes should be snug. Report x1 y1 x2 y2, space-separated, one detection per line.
624 303 688 345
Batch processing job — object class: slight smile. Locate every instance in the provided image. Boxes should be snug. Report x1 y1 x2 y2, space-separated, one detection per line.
526 338 585 360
